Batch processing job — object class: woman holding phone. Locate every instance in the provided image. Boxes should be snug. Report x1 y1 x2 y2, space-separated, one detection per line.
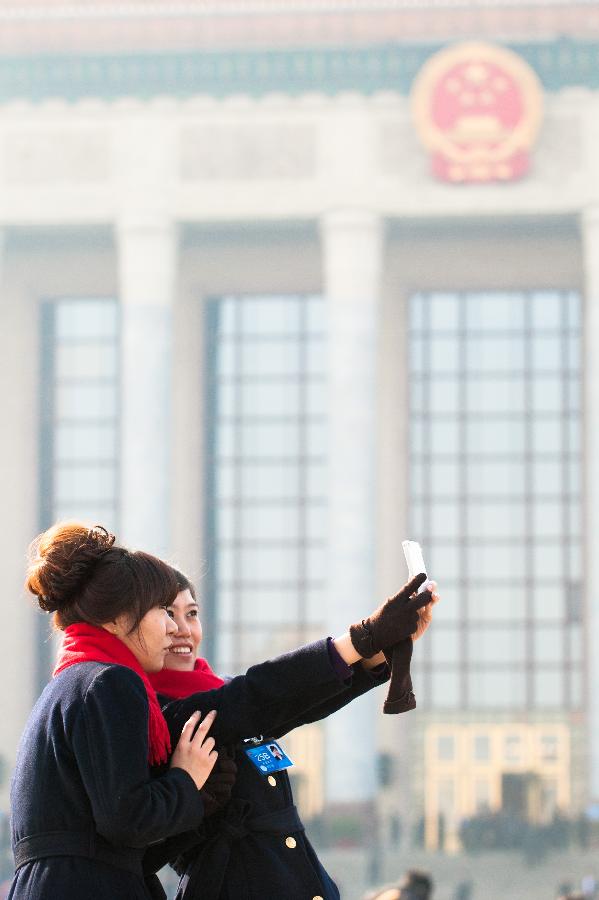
149 568 439 900
8 523 219 900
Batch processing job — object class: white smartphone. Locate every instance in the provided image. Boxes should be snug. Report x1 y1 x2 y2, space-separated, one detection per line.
402 540 430 593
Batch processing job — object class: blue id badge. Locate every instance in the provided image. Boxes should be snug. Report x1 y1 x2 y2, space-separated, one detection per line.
244 740 294 774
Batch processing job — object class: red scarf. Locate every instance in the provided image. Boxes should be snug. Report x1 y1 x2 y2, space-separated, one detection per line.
149 657 224 698
54 623 171 766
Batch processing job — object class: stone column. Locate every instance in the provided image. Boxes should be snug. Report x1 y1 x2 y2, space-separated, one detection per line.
117 218 177 557
0 237 39 808
321 209 383 804
582 205 599 799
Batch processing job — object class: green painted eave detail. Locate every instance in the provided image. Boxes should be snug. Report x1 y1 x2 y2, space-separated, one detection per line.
1 38 599 102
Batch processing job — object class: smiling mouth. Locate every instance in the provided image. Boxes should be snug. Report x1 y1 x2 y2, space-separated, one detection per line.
169 646 192 655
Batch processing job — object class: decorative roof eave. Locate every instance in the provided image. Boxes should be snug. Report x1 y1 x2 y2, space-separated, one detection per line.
0 38 598 103
0 4 596 54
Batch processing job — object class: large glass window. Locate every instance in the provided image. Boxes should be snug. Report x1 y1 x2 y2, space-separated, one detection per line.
40 298 120 531
409 290 582 711
205 295 326 673
38 298 119 687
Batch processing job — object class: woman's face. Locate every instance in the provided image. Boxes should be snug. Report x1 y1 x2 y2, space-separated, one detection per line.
110 606 177 673
164 588 203 671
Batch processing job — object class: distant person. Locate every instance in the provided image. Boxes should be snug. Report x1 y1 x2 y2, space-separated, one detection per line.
368 869 433 900
454 880 473 900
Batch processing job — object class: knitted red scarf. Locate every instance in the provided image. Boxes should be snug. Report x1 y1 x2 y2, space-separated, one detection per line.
54 622 172 766
150 657 225 698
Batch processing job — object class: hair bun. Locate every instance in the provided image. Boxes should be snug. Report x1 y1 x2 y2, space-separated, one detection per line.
26 522 116 614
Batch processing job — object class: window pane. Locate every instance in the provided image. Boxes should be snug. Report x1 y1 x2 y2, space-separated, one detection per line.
473 734 490 762
56 343 118 379
532 419 563 454
429 293 460 329
472 584 526 623
437 734 455 761
469 669 525 708
468 544 526 579
430 336 460 373
429 379 459 413
241 340 300 375
57 383 116 418
240 464 300 499
467 378 525 414
430 627 460 664
55 299 117 338
532 336 562 372
241 381 300 416
467 502 526 539
467 336 525 373
240 297 301 333
466 418 526 455
531 291 563 329
240 506 300 541
535 627 564 664
466 293 525 330
534 669 563 707
467 461 525 496
55 424 116 461
468 628 526 665
55 465 116 502
239 422 300 455
431 671 461 707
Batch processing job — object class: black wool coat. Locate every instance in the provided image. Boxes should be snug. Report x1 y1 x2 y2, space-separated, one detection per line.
156 638 390 900
9 663 205 900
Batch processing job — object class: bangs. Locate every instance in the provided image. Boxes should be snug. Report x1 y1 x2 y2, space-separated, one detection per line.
128 552 179 629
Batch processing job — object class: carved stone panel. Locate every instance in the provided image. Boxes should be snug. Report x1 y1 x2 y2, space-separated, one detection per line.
180 123 316 180
4 130 109 184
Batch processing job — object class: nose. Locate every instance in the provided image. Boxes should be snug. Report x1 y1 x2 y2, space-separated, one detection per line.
175 615 191 638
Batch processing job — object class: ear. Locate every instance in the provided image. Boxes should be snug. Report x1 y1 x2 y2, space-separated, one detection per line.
100 618 123 637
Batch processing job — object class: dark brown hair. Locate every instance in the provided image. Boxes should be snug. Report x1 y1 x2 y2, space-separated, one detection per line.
26 522 178 631
171 567 196 601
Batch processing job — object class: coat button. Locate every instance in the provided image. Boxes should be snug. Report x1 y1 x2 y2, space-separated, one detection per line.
268 775 277 787
313 896 324 900
285 836 297 849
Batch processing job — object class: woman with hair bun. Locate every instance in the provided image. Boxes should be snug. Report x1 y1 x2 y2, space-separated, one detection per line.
8 522 219 900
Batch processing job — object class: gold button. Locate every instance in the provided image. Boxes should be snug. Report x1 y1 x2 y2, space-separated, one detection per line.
313 896 324 900
285 836 297 849
268 775 277 787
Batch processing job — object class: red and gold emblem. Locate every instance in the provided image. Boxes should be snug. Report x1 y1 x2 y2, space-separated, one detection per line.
411 42 543 183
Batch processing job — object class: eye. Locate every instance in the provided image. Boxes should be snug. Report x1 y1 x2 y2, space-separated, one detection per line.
187 610 198 618
165 608 175 619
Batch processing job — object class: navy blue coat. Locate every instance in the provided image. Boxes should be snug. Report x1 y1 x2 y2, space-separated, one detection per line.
157 639 390 900
9 662 205 900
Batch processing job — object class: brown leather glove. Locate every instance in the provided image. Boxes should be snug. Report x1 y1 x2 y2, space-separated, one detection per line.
199 751 237 817
382 640 416 714
349 573 431 658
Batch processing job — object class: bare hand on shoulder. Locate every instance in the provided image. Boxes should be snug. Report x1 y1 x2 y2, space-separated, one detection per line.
170 709 218 790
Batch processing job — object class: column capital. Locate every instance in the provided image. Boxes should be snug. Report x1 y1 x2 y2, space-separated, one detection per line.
320 207 383 236
582 204 599 232
116 214 177 237
116 218 178 310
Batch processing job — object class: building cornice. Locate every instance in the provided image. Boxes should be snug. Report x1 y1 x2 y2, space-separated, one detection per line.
0 38 598 102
